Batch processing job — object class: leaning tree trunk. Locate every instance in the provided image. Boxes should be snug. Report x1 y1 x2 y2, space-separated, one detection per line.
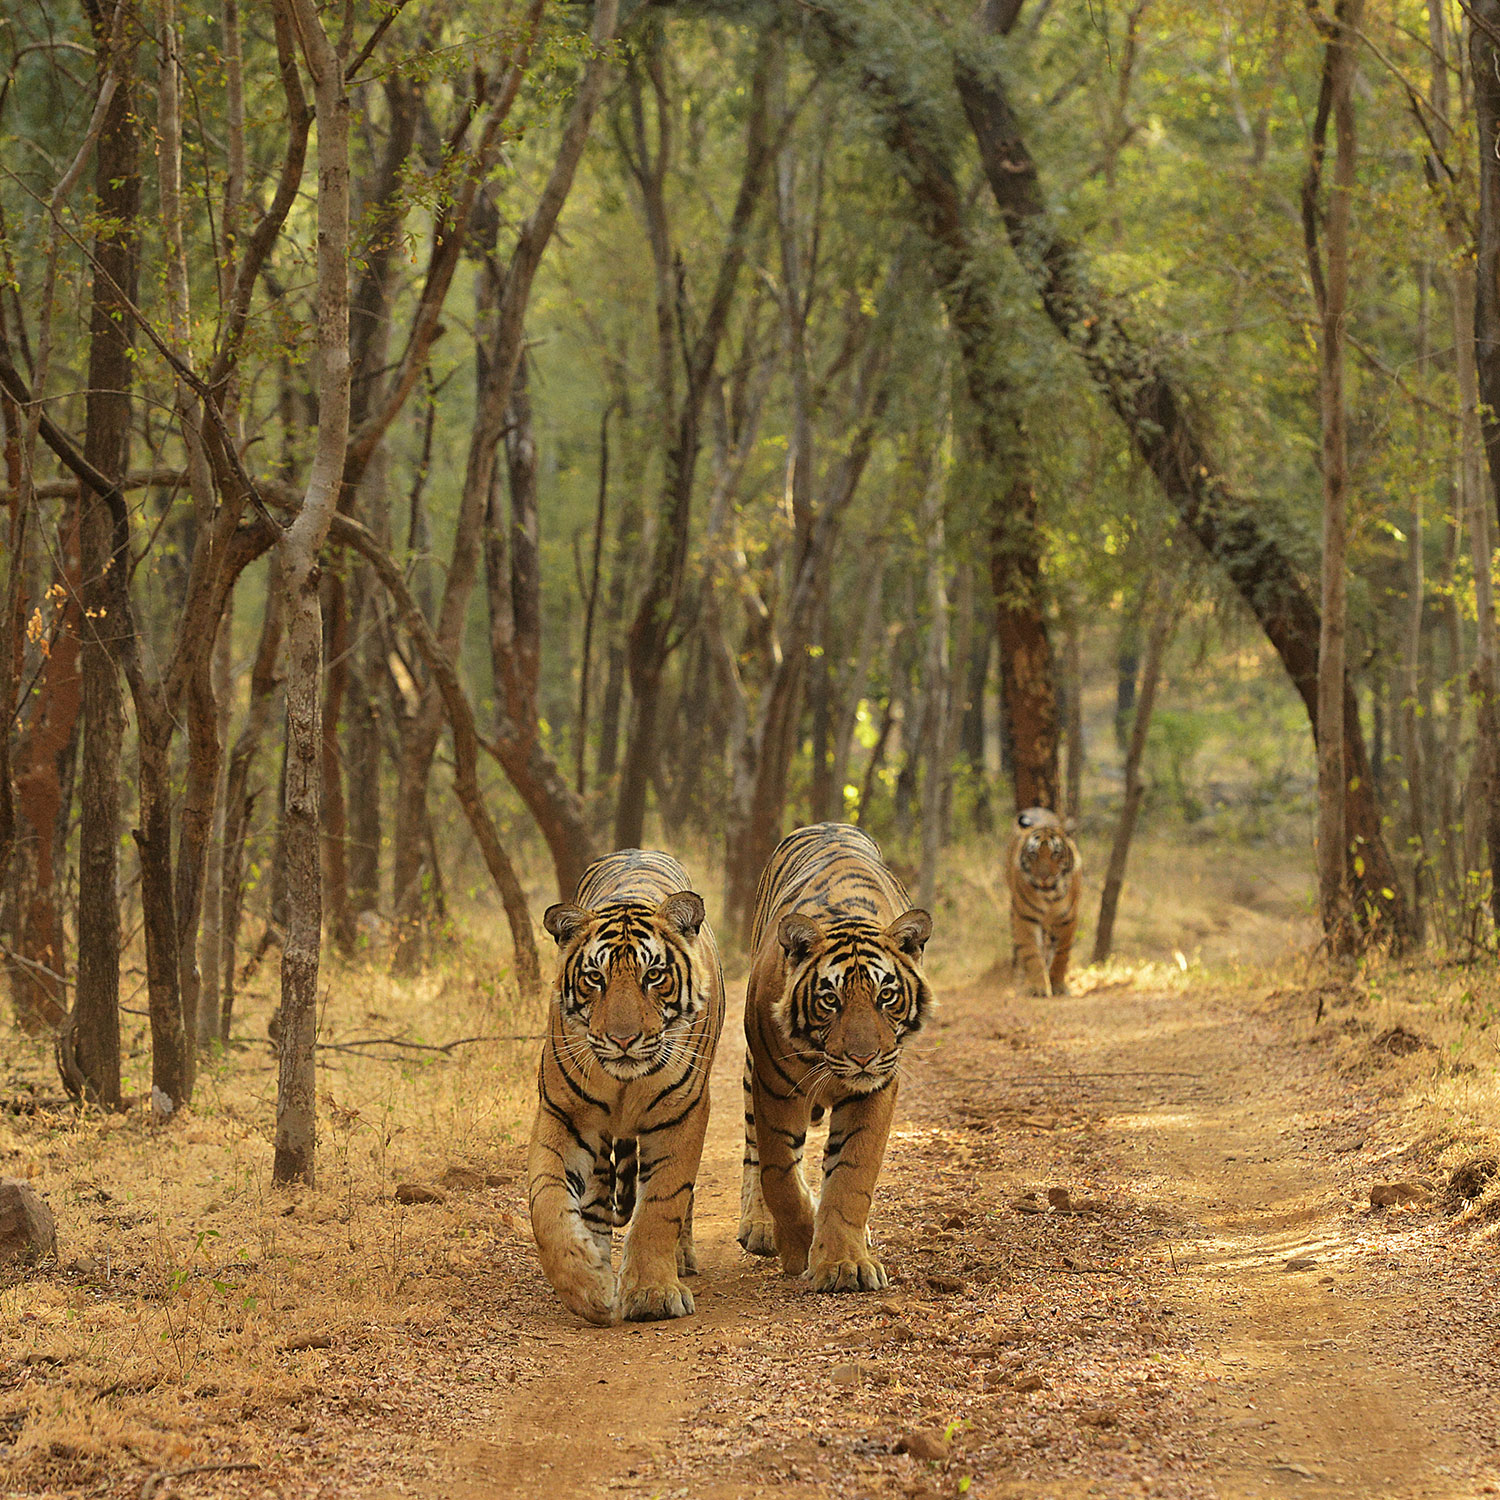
273 0 350 1187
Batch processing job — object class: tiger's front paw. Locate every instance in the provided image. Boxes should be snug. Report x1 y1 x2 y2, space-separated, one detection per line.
549 1249 617 1326
737 1214 778 1257
809 1250 889 1293
621 1276 696 1321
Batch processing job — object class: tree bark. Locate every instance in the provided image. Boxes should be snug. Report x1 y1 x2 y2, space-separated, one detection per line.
1306 0 1363 956
273 0 351 1187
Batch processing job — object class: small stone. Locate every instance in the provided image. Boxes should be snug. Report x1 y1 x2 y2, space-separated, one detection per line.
438 1166 486 1192
1070 1198 1105 1214
394 1182 447 1206
1011 1198 1042 1215
0 1179 56 1266
926 1273 968 1295
1077 1405 1117 1427
1283 1257 1318 1272
896 1429 950 1461
877 1299 906 1318
885 1322 918 1344
830 1362 862 1387
64 1256 99 1276
1047 1187 1072 1211
1012 1372 1045 1393
942 1213 966 1230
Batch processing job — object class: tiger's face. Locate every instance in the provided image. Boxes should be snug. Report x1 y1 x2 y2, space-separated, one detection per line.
1018 829 1075 890
543 891 708 1081
775 910 933 1093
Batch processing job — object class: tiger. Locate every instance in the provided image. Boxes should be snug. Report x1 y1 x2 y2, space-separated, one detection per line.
1008 807 1081 997
528 849 724 1326
738 823 933 1293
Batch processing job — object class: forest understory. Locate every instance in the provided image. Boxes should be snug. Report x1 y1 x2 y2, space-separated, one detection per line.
3 839 1499 1500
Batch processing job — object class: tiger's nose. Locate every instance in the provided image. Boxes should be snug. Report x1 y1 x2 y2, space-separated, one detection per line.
847 1049 879 1067
606 1028 644 1049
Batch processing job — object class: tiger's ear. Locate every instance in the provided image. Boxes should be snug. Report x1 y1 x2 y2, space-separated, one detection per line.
777 913 822 965
543 902 593 946
656 890 706 940
885 908 932 959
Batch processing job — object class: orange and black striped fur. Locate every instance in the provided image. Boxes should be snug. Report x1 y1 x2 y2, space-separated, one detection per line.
739 824 932 1292
1008 808 1081 997
529 850 724 1325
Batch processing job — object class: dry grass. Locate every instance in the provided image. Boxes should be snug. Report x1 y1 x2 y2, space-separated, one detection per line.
0 922 544 1497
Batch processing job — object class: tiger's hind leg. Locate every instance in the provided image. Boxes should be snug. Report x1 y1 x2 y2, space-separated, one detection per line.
738 1055 777 1256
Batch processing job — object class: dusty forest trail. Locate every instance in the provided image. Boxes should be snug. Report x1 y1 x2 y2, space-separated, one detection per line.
403 968 1500 1500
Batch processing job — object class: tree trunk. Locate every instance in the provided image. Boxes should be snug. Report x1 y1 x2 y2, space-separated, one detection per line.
918 467 950 911
320 568 356 950
273 0 351 1187
1466 0 1500 925
1093 586 1176 964
71 3 140 1109
1062 606 1083 822
221 566 283 1040
1306 0 1363 956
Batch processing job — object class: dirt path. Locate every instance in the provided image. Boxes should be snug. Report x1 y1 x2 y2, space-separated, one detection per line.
417 973 1500 1500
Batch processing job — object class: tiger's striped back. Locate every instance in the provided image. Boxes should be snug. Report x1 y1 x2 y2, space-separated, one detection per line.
749 823 911 950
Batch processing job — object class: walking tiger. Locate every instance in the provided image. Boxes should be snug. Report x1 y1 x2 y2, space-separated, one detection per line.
739 823 933 1293
529 849 724 1325
1008 807 1081 997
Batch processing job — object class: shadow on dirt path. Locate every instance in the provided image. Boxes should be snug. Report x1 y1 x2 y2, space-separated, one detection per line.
430 973 1500 1500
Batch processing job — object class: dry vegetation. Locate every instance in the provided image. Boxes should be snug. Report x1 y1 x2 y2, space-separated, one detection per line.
3 834 1499 1499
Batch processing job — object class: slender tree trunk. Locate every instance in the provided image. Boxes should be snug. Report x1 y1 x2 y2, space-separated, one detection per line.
221 571 284 1040
1062 605 1083 822
1466 0 1500 924
1307 0 1363 955
71 2 140 1110
918 468 950 910
273 0 351 1187
197 611 233 1048
1093 585 1176 963
320 569 356 950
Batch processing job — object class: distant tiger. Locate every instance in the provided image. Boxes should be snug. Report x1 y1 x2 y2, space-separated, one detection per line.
529 850 724 1325
739 823 932 1293
1008 807 1081 997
